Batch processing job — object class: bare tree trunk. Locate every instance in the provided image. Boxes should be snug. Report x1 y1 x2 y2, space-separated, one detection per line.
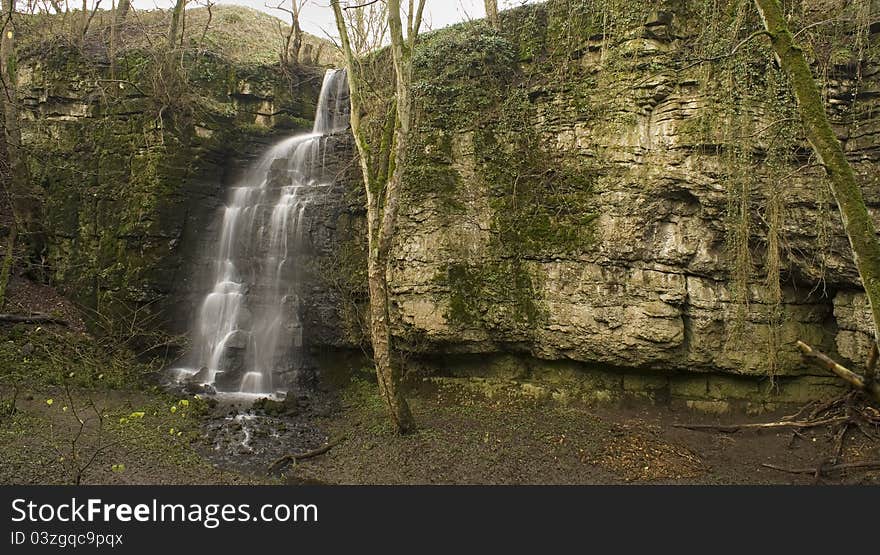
366 252 414 433
168 0 186 48
270 1 305 72
116 0 130 23
484 0 500 30
109 0 116 78
332 0 424 434
290 12 302 67
79 0 103 42
752 0 880 350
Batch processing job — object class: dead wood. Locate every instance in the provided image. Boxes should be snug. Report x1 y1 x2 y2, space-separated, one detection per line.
761 460 880 476
268 436 346 474
673 416 848 433
0 313 69 326
796 340 880 403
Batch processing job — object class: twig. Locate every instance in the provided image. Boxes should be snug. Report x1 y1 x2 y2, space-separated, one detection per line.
677 30 772 72
831 421 849 464
344 0 380 9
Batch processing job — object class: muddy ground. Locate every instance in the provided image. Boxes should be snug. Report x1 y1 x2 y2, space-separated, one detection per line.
1 276 877 486
3 369 878 485
275 373 880 485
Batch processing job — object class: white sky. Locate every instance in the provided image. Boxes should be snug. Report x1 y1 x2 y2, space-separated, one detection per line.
130 1 537 41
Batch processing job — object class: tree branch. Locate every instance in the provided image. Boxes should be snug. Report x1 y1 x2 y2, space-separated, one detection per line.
796 340 880 402
267 436 346 473
0 313 69 326
344 0 380 10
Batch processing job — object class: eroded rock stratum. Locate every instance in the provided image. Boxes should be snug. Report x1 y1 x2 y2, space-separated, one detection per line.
324 0 880 402
18 2 880 406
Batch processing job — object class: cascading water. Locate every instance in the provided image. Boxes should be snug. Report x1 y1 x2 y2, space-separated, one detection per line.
173 69 350 397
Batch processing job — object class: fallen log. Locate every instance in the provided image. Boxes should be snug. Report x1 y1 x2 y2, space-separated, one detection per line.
796 340 880 403
673 416 848 433
268 436 346 474
762 460 880 476
0 313 69 326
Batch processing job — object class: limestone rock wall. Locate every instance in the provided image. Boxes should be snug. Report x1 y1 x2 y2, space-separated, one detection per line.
324 0 880 382
17 30 326 338
15 1 880 396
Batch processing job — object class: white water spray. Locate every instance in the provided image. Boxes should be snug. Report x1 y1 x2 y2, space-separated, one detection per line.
174 69 349 396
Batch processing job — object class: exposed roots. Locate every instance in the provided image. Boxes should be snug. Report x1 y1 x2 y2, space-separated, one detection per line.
678 390 880 482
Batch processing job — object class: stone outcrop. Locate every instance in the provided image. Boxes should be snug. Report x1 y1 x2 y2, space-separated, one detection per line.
320 0 880 399
13 2 880 407
14 7 330 339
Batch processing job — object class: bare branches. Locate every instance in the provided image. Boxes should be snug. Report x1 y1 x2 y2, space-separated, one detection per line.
267 0 307 71
762 460 880 475
677 30 772 72
410 0 426 46
791 11 880 40
338 0 388 54
343 0 380 9
673 416 848 433
80 0 102 40
196 0 215 45
167 0 188 49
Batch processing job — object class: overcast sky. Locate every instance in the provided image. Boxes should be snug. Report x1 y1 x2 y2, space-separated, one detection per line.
130 1 536 40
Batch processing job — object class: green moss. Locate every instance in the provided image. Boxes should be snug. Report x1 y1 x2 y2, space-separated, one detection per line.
412 23 518 130
501 3 549 62
18 18 324 334
444 259 543 330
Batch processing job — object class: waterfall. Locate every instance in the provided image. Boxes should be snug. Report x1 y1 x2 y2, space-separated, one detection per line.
173 69 350 396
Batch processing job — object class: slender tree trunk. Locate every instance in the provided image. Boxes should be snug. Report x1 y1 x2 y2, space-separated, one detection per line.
332 0 417 434
109 0 116 78
484 0 500 30
116 0 130 23
366 250 414 432
290 3 303 67
752 0 880 350
168 0 186 48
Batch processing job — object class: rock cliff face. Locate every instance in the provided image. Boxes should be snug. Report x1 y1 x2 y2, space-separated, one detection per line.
320 0 880 404
15 2 880 407
15 7 329 338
